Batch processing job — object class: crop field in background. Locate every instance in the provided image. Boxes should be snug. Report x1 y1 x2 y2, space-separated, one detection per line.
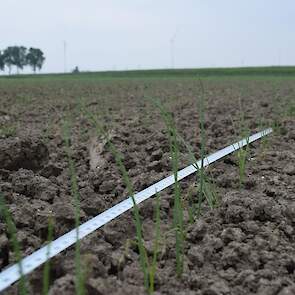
0 68 294 295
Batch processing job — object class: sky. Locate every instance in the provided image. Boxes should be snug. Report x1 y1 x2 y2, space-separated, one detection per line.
1 0 295 73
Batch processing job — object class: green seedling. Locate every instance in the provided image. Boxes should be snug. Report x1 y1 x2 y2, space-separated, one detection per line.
230 94 250 188
15 94 33 105
190 79 218 218
0 193 27 295
236 142 249 188
288 106 295 117
0 125 16 138
117 192 161 294
232 107 249 188
271 118 283 135
148 192 161 294
197 79 206 216
147 97 184 277
270 86 286 135
185 187 195 224
42 122 53 145
42 214 54 295
81 105 160 293
195 172 218 214
63 118 85 295
237 97 250 188
258 119 271 159
177 132 218 220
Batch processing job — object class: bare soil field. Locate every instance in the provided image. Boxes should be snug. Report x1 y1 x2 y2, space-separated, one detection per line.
0 75 294 294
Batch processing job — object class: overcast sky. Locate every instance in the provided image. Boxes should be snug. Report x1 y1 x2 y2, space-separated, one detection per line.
1 0 295 73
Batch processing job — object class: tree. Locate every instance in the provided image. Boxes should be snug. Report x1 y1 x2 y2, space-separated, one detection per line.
14 46 27 73
72 66 79 74
26 47 45 73
3 47 14 74
0 51 4 71
3 46 27 74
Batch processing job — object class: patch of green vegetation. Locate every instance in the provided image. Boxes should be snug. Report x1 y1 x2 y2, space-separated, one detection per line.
62 118 86 295
269 85 291 135
287 101 295 117
41 122 54 144
15 94 33 105
1 66 295 82
42 214 54 295
258 119 271 158
236 139 250 188
148 97 184 277
0 66 292 294
0 125 16 137
231 97 250 188
148 192 161 294
81 100 163 294
0 193 27 294
187 80 218 218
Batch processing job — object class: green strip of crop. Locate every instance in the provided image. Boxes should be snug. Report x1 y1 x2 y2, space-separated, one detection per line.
0 193 27 295
79 100 150 291
148 192 161 294
237 96 250 188
147 97 184 277
197 79 206 216
62 118 85 295
42 214 54 295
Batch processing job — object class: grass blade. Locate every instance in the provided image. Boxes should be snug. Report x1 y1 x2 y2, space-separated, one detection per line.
146 97 184 277
62 118 85 295
0 193 27 295
79 102 150 290
148 191 161 294
42 214 54 295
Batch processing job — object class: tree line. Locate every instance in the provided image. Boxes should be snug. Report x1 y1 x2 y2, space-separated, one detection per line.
0 46 45 74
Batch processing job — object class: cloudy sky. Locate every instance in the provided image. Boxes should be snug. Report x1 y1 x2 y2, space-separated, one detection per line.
1 0 295 73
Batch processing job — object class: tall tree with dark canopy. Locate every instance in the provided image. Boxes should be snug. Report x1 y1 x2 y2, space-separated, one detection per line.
3 46 27 74
3 47 14 74
14 46 27 73
26 48 45 73
0 51 4 71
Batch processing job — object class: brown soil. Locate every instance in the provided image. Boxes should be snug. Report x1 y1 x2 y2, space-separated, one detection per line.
0 77 294 295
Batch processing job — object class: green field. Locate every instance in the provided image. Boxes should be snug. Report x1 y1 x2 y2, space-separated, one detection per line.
0 67 294 295
1 66 295 81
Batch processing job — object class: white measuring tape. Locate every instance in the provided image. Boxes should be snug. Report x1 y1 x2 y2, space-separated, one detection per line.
0 128 272 292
